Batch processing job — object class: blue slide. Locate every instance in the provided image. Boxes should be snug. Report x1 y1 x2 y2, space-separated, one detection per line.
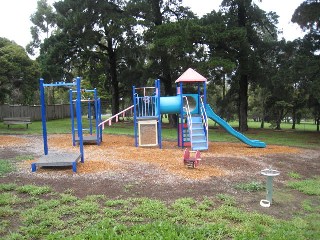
205 104 266 148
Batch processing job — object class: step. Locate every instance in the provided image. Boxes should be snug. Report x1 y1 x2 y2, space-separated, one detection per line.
192 141 208 151
192 146 208 151
191 128 204 133
192 136 206 142
192 124 203 129
191 118 202 123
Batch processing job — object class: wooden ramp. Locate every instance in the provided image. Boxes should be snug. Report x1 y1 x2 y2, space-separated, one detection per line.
31 152 81 172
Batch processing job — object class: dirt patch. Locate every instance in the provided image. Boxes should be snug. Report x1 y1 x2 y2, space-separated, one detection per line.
0 135 29 146
1 134 319 220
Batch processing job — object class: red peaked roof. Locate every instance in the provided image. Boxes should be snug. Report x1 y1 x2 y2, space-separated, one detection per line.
175 68 207 83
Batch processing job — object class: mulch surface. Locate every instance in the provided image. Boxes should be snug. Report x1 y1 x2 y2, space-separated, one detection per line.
1 134 300 180
0 134 319 219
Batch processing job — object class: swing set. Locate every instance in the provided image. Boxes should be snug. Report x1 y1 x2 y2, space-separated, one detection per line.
69 88 102 145
31 77 84 172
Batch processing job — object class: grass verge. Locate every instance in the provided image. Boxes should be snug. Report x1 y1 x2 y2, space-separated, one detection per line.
0 182 319 239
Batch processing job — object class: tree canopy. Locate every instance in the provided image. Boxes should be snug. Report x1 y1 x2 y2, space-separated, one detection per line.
13 0 319 131
0 38 39 105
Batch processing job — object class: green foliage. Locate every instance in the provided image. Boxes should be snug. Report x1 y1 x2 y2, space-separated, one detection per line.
0 159 14 176
287 177 320 196
0 37 40 104
0 183 319 239
302 199 313 212
0 192 21 206
0 183 17 191
235 181 265 192
16 185 52 196
288 171 302 179
292 0 320 32
216 194 236 206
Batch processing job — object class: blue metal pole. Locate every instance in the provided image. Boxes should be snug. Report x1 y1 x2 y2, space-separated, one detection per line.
88 98 92 135
94 88 100 145
197 82 201 113
39 78 48 155
179 82 184 148
97 98 102 144
76 77 84 163
69 89 76 146
156 79 162 149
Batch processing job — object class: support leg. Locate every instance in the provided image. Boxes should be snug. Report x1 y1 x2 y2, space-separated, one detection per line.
266 176 274 204
72 162 77 172
31 163 37 172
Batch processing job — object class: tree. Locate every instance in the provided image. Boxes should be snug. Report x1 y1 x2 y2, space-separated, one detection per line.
0 38 40 104
221 0 279 131
128 0 195 96
50 0 134 116
292 0 320 131
292 0 320 32
26 0 57 56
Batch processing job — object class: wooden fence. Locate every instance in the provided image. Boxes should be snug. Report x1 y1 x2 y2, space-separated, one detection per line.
0 104 71 121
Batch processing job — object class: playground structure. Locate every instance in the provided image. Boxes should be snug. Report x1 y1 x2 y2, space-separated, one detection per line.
100 68 266 150
32 77 85 172
69 88 102 145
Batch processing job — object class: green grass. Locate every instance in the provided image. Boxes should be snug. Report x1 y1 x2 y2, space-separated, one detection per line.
234 181 265 192
0 155 36 177
0 159 14 177
287 177 320 196
288 171 302 179
0 183 319 239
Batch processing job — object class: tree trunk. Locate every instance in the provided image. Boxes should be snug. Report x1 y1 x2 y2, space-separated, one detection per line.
239 74 248 132
237 0 249 132
317 117 320 132
151 0 176 127
292 108 296 130
107 39 119 118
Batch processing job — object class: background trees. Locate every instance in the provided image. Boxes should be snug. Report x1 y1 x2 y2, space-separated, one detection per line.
2 0 317 131
0 38 40 105
292 0 320 131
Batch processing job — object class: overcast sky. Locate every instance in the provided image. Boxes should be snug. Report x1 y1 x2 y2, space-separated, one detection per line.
0 0 305 49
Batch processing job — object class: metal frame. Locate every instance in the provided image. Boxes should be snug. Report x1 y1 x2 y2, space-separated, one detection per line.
34 77 84 172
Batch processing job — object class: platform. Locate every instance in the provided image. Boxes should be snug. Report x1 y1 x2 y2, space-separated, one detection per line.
75 135 98 144
31 152 81 172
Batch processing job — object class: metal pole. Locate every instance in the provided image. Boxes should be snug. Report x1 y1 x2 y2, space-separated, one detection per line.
39 78 48 155
266 176 274 204
69 89 76 146
76 77 84 163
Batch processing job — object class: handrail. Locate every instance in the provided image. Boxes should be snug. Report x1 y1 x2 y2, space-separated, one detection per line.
200 96 208 148
183 96 193 149
99 105 134 130
135 95 157 118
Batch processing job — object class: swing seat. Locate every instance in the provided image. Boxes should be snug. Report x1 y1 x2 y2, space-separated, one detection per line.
183 148 201 168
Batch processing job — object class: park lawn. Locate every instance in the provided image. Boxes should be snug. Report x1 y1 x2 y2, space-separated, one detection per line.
0 179 319 239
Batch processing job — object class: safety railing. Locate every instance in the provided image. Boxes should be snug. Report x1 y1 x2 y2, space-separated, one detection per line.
135 95 158 118
183 96 193 149
200 96 208 147
99 105 134 130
